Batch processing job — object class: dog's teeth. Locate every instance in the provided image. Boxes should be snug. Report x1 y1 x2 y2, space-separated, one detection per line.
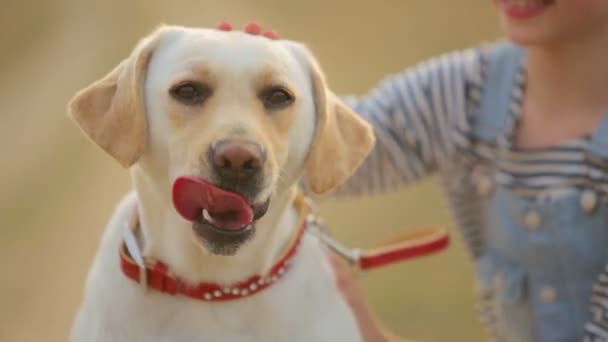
202 209 215 223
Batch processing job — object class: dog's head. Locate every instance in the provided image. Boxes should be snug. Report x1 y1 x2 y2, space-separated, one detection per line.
68 25 374 255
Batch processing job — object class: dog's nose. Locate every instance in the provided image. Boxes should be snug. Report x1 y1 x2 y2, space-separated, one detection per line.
211 140 265 179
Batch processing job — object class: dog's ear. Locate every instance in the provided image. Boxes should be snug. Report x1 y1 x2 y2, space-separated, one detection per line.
286 42 375 195
68 28 164 167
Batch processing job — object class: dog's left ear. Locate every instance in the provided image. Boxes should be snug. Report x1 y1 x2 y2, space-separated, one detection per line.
286 42 375 195
67 27 165 167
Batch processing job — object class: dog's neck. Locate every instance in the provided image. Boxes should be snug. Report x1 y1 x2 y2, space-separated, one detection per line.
129 166 301 285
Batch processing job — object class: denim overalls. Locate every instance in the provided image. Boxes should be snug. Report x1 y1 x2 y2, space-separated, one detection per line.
464 43 608 341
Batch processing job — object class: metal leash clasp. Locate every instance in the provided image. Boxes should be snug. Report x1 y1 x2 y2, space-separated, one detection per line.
304 208 362 270
301 186 363 271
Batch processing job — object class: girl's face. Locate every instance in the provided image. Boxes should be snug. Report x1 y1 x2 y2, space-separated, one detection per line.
495 0 608 47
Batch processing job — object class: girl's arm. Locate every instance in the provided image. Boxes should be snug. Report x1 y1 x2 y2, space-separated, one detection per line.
333 47 485 197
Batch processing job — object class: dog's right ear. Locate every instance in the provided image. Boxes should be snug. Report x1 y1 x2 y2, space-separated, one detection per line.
68 28 165 167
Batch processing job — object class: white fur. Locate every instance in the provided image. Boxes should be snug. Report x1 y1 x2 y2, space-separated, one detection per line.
70 26 361 342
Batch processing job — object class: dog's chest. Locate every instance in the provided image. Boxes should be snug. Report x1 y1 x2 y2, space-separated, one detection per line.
92 237 361 342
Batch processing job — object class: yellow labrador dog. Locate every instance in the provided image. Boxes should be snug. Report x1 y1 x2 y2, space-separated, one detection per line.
68 25 374 342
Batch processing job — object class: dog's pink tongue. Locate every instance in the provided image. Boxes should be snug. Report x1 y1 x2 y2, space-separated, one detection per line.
172 176 253 230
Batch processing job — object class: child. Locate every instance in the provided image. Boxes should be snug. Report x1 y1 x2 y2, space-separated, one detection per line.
323 0 608 341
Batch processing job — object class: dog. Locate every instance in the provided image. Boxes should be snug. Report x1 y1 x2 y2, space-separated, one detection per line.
68 24 375 342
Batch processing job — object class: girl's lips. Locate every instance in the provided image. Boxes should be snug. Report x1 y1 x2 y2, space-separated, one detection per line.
498 0 554 20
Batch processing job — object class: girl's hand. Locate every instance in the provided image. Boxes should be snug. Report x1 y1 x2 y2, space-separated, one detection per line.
328 252 408 342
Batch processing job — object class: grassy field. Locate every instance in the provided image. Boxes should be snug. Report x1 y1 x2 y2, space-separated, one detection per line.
0 1 502 340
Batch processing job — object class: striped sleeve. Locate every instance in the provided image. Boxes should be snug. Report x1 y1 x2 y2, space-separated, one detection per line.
585 270 608 341
334 47 485 196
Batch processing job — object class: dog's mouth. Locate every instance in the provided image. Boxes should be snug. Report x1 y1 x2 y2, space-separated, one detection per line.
172 176 269 252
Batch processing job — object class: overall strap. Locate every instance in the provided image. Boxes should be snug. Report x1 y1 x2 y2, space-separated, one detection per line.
472 41 525 142
587 114 608 159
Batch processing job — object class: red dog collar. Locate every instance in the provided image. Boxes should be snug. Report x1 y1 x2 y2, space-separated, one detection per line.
119 194 308 302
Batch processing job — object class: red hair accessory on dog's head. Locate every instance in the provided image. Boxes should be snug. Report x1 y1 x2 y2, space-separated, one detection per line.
262 30 278 40
243 21 262 35
216 20 278 40
216 20 233 31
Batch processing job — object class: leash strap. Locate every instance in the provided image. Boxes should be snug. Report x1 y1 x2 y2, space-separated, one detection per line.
308 216 449 271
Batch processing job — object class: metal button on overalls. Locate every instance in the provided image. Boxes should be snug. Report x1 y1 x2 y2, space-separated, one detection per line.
524 210 542 231
540 286 557 304
478 176 493 197
580 190 598 214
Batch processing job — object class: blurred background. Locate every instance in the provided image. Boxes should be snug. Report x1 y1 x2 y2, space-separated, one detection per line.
0 0 502 341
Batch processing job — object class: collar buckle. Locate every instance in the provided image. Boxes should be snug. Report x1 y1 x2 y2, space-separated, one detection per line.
123 222 148 291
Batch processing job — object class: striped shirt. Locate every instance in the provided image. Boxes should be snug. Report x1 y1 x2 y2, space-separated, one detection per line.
334 43 608 340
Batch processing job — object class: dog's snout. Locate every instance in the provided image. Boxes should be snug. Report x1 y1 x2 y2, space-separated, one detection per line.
211 140 265 178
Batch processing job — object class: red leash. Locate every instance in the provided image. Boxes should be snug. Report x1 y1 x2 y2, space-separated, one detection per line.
308 216 449 271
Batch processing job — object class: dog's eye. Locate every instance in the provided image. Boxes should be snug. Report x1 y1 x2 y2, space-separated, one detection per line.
170 82 211 105
260 87 294 110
